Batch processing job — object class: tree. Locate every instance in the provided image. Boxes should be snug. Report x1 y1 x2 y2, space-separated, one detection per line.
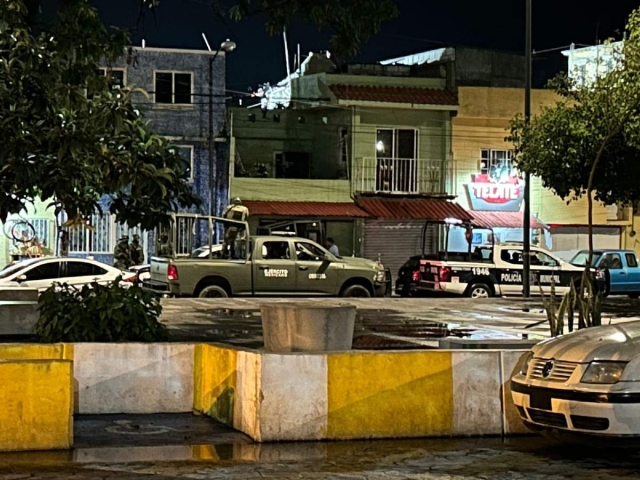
0 0 201 231
142 0 399 61
510 8 640 265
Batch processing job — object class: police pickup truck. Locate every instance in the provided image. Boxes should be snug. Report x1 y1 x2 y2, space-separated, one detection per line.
396 243 605 298
145 216 387 298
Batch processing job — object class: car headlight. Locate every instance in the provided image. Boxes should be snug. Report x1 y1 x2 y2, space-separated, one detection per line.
520 351 534 376
375 271 386 282
581 361 627 384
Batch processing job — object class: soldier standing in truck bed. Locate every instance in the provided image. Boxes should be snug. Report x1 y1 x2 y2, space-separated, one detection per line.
221 197 250 259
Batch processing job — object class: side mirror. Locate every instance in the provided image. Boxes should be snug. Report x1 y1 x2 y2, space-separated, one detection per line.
16 274 27 283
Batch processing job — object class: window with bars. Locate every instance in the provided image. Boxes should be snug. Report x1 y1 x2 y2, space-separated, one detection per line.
68 214 113 254
155 71 192 104
99 68 126 89
480 149 515 180
31 219 52 248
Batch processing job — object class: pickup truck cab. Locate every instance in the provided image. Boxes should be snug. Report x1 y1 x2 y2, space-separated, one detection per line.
397 243 605 298
145 233 387 298
571 249 640 298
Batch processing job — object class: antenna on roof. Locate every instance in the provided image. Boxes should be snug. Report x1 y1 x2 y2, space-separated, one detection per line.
142 39 146 48
202 33 212 52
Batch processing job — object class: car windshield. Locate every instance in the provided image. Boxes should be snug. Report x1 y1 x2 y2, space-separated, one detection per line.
571 251 602 267
0 258 44 279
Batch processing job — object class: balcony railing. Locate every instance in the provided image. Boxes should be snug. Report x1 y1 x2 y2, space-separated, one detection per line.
352 157 447 195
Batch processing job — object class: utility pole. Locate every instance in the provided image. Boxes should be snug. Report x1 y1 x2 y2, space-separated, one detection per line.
523 0 532 297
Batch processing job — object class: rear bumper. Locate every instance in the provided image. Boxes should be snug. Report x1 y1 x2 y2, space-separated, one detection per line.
143 280 171 294
511 380 640 436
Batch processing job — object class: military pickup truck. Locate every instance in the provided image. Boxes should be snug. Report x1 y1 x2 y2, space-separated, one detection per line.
145 226 387 298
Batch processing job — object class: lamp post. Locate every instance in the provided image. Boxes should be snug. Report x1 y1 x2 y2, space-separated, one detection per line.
523 0 532 298
209 39 237 218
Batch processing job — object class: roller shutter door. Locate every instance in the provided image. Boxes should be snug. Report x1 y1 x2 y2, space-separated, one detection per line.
363 220 438 280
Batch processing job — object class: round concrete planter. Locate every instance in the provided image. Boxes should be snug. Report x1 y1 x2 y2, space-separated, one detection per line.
261 303 356 353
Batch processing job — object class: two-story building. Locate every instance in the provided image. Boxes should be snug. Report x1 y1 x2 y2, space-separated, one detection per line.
0 46 228 267
230 49 527 277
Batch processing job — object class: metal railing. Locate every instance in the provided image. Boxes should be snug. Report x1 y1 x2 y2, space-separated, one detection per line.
352 157 446 195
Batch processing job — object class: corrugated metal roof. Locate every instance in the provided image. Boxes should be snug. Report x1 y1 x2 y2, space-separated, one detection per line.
329 85 458 106
243 201 369 218
470 211 547 230
356 198 473 222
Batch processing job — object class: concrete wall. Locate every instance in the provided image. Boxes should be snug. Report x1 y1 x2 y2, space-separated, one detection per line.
194 345 529 442
0 343 194 415
0 360 73 451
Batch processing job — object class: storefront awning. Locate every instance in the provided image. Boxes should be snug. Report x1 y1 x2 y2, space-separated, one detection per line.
355 197 473 222
470 211 547 230
243 201 369 218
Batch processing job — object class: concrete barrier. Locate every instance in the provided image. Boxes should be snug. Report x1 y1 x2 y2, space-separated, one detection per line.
0 288 38 336
261 303 356 352
0 360 73 451
73 343 195 414
194 345 529 442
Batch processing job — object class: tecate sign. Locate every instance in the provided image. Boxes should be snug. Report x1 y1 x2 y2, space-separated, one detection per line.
464 173 525 212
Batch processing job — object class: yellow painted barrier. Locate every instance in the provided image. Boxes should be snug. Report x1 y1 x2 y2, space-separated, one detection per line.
0 360 73 451
326 351 454 439
0 344 73 361
194 344 237 426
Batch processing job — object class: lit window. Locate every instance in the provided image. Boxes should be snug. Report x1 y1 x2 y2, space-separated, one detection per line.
169 145 194 181
480 149 515 180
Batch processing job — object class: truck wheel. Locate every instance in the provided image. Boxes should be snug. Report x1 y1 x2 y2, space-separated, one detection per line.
467 283 492 299
341 284 371 298
198 285 229 298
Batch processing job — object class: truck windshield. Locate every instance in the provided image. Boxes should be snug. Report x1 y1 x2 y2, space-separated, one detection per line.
571 251 602 267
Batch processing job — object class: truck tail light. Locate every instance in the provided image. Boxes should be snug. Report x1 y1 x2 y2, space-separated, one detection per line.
167 265 179 281
439 266 451 283
412 270 421 282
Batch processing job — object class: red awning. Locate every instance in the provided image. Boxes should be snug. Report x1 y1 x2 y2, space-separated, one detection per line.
329 85 458 106
355 197 473 222
470 211 547 230
243 201 369 218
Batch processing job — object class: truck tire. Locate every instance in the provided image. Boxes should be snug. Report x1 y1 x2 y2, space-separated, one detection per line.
467 282 492 299
341 284 371 298
198 285 229 298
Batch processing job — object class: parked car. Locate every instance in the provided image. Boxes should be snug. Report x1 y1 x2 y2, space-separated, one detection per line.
129 245 224 283
0 257 135 292
145 230 387 298
511 321 640 436
571 249 640 298
397 243 606 298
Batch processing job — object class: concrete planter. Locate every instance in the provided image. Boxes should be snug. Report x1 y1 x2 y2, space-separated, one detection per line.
0 288 39 336
261 303 356 353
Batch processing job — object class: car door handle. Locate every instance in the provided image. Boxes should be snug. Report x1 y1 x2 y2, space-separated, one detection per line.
298 266 309 271
620 272 627 275
259 266 269 270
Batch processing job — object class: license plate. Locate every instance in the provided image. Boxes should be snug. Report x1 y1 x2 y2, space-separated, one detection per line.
530 389 552 410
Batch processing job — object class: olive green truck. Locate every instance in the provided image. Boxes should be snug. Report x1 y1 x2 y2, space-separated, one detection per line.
145 234 387 298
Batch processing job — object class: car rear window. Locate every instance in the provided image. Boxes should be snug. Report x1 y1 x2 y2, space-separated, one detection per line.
626 253 639 268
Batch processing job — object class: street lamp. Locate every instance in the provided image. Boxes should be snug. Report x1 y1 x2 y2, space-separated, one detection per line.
209 39 236 218
523 0 532 298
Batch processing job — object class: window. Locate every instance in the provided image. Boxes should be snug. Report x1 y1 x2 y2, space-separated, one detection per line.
480 149 515 180
339 128 349 163
261 241 291 260
500 249 523 265
100 68 126 89
68 214 113 254
274 152 311 179
531 251 559 267
601 253 623 270
295 242 326 262
31 219 52 249
571 251 602 267
626 253 638 268
24 262 60 281
170 145 194 181
155 72 192 104
65 261 107 277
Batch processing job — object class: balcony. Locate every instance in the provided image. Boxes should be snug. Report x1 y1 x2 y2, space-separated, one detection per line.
352 157 447 195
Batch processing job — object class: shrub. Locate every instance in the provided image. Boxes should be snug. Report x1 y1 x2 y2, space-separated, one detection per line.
35 280 168 342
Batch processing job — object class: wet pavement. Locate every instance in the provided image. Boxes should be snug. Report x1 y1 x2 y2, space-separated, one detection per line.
3 433 640 479
159 296 640 348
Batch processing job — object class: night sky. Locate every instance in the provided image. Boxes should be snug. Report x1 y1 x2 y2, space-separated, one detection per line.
92 0 640 91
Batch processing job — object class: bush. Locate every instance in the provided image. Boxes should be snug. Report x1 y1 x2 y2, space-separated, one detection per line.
35 280 168 342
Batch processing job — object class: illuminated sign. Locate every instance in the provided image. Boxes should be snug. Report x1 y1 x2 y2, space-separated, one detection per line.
464 173 525 212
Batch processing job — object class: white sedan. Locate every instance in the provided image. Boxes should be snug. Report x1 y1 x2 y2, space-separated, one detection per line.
511 322 640 436
0 257 135 292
